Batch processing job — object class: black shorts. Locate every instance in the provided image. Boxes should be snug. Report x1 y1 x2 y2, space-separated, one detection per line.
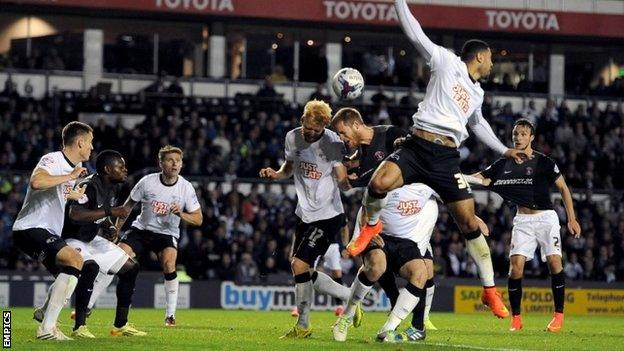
363 234 424 274
386 135 472 203
120 227 178 258
292 214 345 266
13 228 68 275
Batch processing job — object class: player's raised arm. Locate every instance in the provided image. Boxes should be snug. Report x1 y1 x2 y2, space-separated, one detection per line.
395 0 438 61
468 109 526 163
31 165 86 190
554 175 581 238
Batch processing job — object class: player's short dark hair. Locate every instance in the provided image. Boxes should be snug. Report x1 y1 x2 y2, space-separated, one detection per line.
460 39 490 62
62 121 93 146
331 107 364 128
513 118 535 135
96 150 123 175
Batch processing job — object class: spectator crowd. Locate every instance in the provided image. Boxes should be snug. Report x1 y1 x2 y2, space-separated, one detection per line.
0 85 623 283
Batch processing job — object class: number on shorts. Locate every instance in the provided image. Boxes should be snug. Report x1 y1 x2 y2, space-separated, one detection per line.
553 236 559 248
308 228 324 248
454 173 468 189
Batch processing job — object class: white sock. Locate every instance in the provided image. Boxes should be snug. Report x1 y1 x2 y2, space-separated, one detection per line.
88 272 115 309
295 280 313 328
424 284 435 320
465 234 495 287
380 285 421 333
363 189 387 225
312 271 350 302
41 273 78 331
165 277 179 318
344 274 374 319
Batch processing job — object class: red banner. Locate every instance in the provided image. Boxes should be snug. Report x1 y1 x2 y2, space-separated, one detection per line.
4 0 624 38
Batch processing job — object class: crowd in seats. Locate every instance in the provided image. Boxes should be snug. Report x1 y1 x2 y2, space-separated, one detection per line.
0 89 623 283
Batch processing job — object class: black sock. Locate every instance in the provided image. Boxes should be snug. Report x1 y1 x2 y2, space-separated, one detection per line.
114 263 139 328
411 288 427 330
74 261 99 330
508 278 522 316
377 270 399 308
333 276 344 305
60 265 81 278
551 271 565 313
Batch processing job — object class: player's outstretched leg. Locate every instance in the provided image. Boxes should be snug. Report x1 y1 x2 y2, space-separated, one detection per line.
333 249 384 342
448 199 508 318
508 255 525 331
111 260 146 337
38 247 82 341
281 258 313 339
377 282 425 343
377 259 427 343
71 260 99 338
333 271 374 341
348 162 403 256
546 255 565 333
423 258 437 330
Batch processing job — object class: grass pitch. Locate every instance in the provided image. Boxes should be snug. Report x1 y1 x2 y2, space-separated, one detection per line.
7 308 624 350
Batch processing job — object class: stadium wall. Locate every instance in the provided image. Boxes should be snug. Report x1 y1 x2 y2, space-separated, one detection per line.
2 271 623 315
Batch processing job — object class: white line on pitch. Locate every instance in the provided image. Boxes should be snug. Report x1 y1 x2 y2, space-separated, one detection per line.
426 342 530 351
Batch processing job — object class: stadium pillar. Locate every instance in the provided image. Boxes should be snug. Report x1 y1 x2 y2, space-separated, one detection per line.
326 42 342 84
83 29 103 92
548 50 565 97
209 36 227 78
209 23 227 79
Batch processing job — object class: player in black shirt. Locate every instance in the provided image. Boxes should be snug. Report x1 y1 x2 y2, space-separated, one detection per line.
330 107 438 336
63 150 146 337
468 119 581 333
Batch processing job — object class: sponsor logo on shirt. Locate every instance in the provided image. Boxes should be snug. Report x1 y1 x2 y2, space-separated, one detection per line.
452 84 470 114
151 200 171 215
493 178 533 186
396 200 421 216
299 161 322 180
62 184 74 199
374 151 385 162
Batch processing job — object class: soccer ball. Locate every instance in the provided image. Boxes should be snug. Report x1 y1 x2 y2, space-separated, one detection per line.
332 68 364 100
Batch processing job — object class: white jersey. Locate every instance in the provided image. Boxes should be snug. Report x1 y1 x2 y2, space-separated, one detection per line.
13 151 80 236
284 128 345 223
413 46 484 146
381 183 437 243
129 173 201 238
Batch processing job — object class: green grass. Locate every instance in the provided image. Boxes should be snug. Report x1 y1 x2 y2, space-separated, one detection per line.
7 308 624 350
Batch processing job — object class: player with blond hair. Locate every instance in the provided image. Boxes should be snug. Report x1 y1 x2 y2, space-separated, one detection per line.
260 100 358 339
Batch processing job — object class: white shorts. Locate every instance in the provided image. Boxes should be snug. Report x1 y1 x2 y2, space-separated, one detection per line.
510 210 562 262
414 199 437 257
322 243 342 271
67 236 129 274
313 243 342 271
353 199 437 257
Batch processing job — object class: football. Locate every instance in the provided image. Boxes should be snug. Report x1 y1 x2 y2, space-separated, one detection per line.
331 67 364 100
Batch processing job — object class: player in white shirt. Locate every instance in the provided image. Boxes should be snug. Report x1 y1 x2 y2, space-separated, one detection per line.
113 145 203 327
13 121 93 340
353 0 528 319
259 100 357 339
